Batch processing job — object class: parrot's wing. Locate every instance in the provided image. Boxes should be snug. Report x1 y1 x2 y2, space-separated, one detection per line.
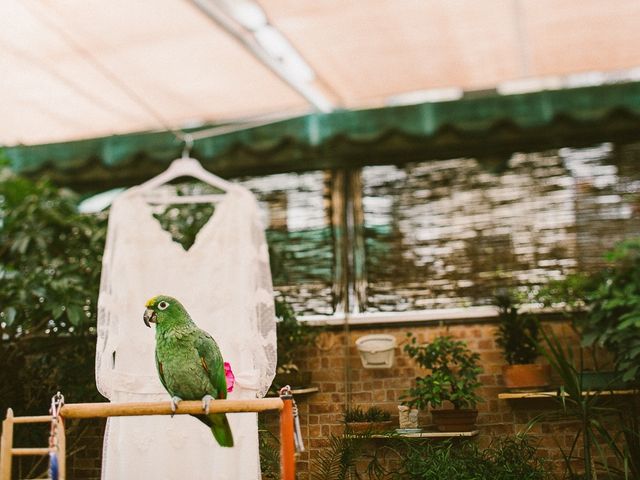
195 330 227 400
155 350 170 393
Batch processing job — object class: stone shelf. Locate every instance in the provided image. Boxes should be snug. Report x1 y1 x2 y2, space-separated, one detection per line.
498 389 638 400
371 430 479 439
267 387 319 397
290 387 319 395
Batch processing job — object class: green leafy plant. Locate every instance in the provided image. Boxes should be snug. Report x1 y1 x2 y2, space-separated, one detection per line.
310 431 387 480
0 174 106 339
582 238 640 383
274 296 318 375
527 329 635 479
258 420 280 480
534 273 592 316
402 334 483 410
494 289 541 365
311 433 549 480
0 170 107 477
343 406 391 423
0 172 107 410
398 435 549 480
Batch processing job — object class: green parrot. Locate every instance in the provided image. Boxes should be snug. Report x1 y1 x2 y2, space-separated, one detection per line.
143 294 234 447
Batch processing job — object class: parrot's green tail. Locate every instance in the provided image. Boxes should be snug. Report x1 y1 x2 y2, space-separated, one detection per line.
193 413 234 447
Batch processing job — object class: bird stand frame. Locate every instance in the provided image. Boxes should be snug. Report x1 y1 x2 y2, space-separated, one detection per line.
0 397 295 480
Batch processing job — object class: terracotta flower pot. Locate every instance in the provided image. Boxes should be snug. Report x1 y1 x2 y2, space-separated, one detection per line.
431 409 478 432
502 363 551 391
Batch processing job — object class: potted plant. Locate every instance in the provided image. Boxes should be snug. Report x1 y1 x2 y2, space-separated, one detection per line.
343 406 393 433
271 296 318 390
581 238 640 387
494 290 550 391
402 333 483 432
536 240 640 390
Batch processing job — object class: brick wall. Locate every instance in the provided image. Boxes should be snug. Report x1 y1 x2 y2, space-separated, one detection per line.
45 316 630 479
66 418 106 480
266 316 628 479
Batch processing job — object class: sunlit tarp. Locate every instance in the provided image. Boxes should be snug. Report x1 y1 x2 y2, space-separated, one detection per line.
2 0 640 146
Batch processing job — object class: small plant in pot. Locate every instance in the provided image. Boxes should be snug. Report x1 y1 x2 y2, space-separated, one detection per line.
343 406 393 434
494 289 550 391
402 333 483 432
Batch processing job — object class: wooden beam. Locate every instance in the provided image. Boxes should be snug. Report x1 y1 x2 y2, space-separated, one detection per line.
10 448 50 456
13 415 52 424
60 398 283 419
0 409 14 480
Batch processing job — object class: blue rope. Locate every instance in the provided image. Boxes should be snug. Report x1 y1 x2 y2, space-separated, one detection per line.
48 451 59 480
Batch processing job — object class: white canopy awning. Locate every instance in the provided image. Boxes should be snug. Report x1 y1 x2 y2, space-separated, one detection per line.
3 0 640 146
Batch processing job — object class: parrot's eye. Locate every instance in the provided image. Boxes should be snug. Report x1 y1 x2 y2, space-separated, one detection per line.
158 301 169 311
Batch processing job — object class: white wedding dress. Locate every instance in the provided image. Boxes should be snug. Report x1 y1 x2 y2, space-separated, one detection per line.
95 183 276 480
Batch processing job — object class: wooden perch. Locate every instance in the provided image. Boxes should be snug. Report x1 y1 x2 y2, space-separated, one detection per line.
60 398 284 419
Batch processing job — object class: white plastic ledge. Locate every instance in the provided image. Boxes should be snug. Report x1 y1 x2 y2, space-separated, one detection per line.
300 305 500 327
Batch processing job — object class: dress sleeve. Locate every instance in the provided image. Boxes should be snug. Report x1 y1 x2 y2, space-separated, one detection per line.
246 192 277 398
229 190 277 398
95 197 124 400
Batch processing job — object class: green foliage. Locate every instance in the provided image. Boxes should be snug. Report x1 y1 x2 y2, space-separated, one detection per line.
533 239 640 384
150 182 219 250
398 436 550 480
343 406 391 423
311 433 549 480
258 422 280 480
0 171 106 423
275 296 318 372
402 334 483 410
310 431 385 480
0 173 106 339
583 238 640 383
494 289 541 365
534 273 592 315
530 329 638 480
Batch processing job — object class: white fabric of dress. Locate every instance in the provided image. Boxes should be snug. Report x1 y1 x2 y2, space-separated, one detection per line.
95 183 277 480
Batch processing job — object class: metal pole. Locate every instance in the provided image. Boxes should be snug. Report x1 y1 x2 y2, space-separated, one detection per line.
279 398 295 480
57 417 66 480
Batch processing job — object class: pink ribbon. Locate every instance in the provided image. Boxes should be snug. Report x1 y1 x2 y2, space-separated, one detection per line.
224 362 235 393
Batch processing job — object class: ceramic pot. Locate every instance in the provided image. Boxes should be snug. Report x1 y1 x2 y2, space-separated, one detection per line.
431 409 478 432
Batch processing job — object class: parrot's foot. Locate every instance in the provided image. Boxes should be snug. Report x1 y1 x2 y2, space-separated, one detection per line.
201 394 214 414
170 396 182 417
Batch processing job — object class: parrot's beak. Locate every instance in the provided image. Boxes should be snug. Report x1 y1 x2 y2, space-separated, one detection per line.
143 308 157 328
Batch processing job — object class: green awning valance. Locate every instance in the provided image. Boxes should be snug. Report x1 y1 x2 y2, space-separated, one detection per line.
5 81 640 190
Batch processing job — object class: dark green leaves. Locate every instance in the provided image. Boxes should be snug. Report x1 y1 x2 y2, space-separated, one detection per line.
0 171 106 339
582 238 640 384
494 290 541 365
402 334 483 410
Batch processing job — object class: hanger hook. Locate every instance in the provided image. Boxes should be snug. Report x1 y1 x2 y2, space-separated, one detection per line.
182 133 194 159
